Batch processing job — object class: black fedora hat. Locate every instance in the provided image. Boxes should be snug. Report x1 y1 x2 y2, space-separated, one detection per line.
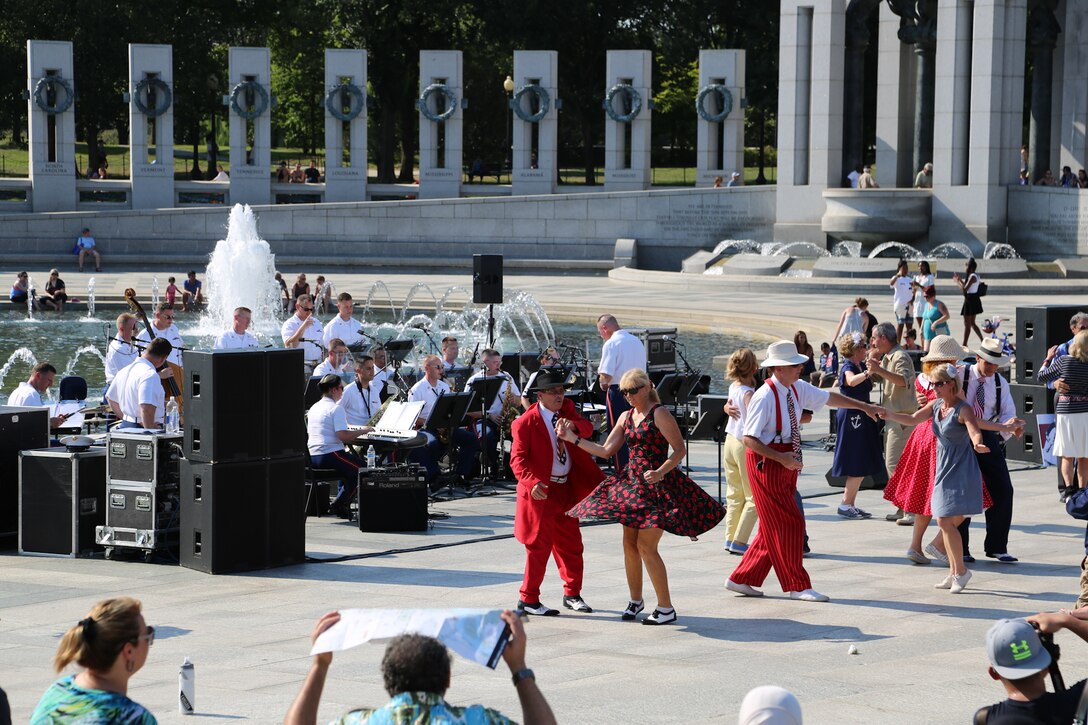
528 369 574 392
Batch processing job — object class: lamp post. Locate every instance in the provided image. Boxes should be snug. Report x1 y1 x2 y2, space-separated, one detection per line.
503 75 514 171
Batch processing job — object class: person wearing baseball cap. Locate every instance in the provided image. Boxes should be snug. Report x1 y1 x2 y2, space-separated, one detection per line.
977 613 1088 723
725 340 883 603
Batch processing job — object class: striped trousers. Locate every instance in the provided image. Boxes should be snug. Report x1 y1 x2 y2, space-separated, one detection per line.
730 444 812 592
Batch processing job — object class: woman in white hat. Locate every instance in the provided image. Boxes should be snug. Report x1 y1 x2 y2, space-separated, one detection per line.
1039 330 1088 490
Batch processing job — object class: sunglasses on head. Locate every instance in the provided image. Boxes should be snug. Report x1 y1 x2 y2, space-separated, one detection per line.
621 385 644 396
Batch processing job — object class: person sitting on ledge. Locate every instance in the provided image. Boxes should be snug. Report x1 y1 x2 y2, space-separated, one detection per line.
914 162 933 189
284 609 556 725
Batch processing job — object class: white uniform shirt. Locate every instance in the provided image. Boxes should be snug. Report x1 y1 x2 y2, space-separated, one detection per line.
537 404 572 477
409 378 452 425
312 359 348 379
465 371 521 416
108 358 165 425
339 379 384 427
307 396 348 456
598 329 644 385
725 382 755 440
135 323 185 367
213 330 259 350
281 314 325 363
104 338 139 383
964 365 1016 440
743 377 830 445
7 382 43 407
323 315 365 349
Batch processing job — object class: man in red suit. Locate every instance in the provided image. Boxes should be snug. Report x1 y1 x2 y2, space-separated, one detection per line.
511 370 604 615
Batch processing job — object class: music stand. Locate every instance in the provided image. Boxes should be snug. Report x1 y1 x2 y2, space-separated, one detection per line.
425 391 476 488
469 376 507 481
690 405 731 503
445 365 474 393
384 339 415 364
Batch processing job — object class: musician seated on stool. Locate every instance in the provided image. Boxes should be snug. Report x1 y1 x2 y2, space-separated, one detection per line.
466 349 524 468
409 354 479 488
213 307 259 350
307 374 373 519
313 338 352 379
371 345 395 400
6 362 72 429
441 336 459 371
339 355 384 428
107 338 174 430
135 303 185 369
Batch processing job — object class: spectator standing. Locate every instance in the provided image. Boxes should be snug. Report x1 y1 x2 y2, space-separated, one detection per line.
596 314 647 472
1039 330 1088 491
890 259 914 343
858 165 879 188
834 297 870 339
953 257 984 346
727 171 742 187
1060 165 1076 187
868 322 917 522
164 277 178 307
831 333 885 519
304 160 321 183
722 349 759 555
911 261 936 330
920 286 951 352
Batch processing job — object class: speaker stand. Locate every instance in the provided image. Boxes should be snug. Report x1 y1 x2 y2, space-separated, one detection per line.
487 303 496 349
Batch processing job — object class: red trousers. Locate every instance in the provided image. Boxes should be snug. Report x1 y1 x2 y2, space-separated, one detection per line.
518 492 584 602
730 445 812 592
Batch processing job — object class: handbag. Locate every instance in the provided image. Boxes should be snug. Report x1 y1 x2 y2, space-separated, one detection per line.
976 281 988 297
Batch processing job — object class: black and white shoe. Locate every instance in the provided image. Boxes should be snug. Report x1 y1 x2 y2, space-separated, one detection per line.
641 608 677 626
516 600 559 616
562 595 593 613
621 600 645 621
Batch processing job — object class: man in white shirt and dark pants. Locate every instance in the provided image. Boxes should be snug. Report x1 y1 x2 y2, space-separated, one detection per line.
107 338 173 429
135 303 185 368
959 338 1021 563
726 340 881 603
281 294 325 373
213 307 259 350
408 354 478 486
307 374 373 518
465 349 524 469
597 314 645 471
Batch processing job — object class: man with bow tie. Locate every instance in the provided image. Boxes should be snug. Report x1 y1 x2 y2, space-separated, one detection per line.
511 370 604 617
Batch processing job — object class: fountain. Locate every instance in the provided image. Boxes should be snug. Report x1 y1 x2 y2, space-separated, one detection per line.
831 241 863 257
198 204 282 336
983 241 1021 259
0 347 38 392
25 275 35 320
83 277 98 321
929 241 975 259
711 239 763 256
362 281 398 321
151 275 161 309
868 242 924 259
764 241 830 258
60 346 107 380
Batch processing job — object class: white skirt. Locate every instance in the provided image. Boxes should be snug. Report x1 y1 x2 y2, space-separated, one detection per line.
1053 411 1088 458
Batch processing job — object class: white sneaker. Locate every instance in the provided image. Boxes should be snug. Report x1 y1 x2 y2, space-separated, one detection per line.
906 549 931 565
789 588 830 602
924 543 949 564
934 574 955 589
950 570 973 594
725 579 764 597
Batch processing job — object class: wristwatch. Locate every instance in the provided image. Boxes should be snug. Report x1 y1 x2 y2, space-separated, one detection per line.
511 668 535 686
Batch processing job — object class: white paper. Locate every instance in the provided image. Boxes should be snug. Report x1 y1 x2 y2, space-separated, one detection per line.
51 402 85 429
376 401 425 434
310 608 509 669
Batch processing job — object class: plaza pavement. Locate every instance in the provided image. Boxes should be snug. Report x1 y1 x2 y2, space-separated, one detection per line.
2 268 1088 723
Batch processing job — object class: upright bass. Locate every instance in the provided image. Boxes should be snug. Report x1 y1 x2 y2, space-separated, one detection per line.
123 288 185 417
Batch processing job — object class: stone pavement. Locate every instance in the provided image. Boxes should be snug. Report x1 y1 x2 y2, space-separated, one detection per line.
3 268 1088 723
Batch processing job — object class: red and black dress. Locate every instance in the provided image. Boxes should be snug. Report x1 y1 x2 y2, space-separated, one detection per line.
567 405 724 538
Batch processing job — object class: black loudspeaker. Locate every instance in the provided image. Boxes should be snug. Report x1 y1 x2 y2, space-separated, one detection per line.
358 468 429 532
0 406 50 542
184 350 267 462
19 448 106 556
1016 305 1088 385
825 468 890 491
180 457 305 574
265 348 306 459
1004 383 1055 464
473 254 504 304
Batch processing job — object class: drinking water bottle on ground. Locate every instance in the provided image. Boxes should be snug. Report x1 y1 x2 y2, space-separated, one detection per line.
367 445 376 469
179 657 195 714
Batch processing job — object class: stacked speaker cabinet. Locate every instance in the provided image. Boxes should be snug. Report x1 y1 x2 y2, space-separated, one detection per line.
180 349 306 574
19 448 106 557
98 432 183 557
0 406 50 544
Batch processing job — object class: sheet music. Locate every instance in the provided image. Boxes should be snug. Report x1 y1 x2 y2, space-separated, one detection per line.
375 401 425 435
51 402 85 429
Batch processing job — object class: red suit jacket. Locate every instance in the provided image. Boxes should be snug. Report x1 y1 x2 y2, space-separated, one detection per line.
511 399 604 544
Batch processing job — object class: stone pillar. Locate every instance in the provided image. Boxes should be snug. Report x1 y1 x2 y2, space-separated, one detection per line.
418 50 463 200
323 49 368 203
842 0 881 186
1028 0 1061 181
774 1 846 242
128 44 174 209
227 47 272 206
932 0 973 187
695 49 746 188
1056 0 1086 174
929 0 1028 245
511 50 558 196
875 4 917 188
604 50 652 191
27 40 76 212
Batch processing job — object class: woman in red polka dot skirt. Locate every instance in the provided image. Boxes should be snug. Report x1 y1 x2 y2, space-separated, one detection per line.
563 368 724 626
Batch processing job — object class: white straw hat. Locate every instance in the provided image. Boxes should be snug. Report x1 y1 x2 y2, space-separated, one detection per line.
975 337 1012 366
761 340 809 368
921 335 969 362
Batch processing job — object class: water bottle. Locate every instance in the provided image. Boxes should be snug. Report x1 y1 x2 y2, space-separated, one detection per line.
178 657 195 714
366 445 377 469
165 399 180 433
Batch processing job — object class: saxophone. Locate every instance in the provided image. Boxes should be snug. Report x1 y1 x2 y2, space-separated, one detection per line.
366 386 400 427
497 377 520 472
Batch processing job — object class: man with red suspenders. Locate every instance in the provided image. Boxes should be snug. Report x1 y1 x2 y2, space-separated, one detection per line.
726 340 882 602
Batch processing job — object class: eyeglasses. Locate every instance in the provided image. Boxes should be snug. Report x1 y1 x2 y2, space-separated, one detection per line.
932 380 950 389
133 626 155 646
301 306 314 312
161 314 175 320
621 385 645 396
541 388 566 396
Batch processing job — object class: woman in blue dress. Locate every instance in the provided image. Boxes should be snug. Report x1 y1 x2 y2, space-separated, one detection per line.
831 332 886 519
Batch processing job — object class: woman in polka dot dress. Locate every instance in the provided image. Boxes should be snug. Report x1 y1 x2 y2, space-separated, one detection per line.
563 368 724 626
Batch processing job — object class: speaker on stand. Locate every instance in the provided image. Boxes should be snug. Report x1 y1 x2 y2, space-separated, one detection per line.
473 254 503 348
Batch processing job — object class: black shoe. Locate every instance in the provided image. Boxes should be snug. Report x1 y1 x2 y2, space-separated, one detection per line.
641 608 677 626
621 600 645 621
986 552 1019 563
517 599 559 616
963 553 976 563
330 500 352 519
562 595 593 613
